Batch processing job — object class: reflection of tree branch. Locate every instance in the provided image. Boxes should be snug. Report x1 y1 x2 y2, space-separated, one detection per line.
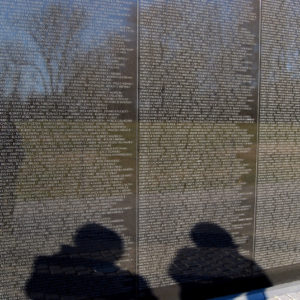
31 65 48 94
0 43 31 100
25 4 86 95
58 8 86 92
63 59 88 93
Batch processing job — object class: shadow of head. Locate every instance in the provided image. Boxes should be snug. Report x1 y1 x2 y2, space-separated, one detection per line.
191 222 238 249
73 223 124 261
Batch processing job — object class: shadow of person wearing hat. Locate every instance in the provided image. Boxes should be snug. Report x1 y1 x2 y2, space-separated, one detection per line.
26 223 157 299
169 222 272 299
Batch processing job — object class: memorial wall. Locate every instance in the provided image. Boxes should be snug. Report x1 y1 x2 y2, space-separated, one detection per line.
0 0 300 299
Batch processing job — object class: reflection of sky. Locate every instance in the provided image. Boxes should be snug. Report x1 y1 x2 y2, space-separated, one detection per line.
0 0 133 46
0 0 135 98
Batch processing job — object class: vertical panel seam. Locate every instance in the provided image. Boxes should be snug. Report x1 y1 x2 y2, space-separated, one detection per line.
253 0 263 261
136 0 140 290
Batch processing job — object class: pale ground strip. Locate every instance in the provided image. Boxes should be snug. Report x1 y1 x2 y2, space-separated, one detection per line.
214 281 300 300
268 293 300 300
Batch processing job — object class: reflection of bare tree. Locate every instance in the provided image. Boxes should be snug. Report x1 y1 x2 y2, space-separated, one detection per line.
20 2 135 120
10 1 138 120
25 4 86 95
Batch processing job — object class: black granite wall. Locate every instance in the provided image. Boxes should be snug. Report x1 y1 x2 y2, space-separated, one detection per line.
0 0 300 299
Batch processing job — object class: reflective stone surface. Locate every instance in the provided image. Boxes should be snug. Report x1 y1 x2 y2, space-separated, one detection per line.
1 0 300 299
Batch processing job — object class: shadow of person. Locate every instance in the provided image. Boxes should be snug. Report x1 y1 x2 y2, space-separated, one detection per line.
169 222 272 299
0 111 24 235
25 223 157 299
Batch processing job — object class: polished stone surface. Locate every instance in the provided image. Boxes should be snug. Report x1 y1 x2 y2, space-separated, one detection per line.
1 0 300 299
